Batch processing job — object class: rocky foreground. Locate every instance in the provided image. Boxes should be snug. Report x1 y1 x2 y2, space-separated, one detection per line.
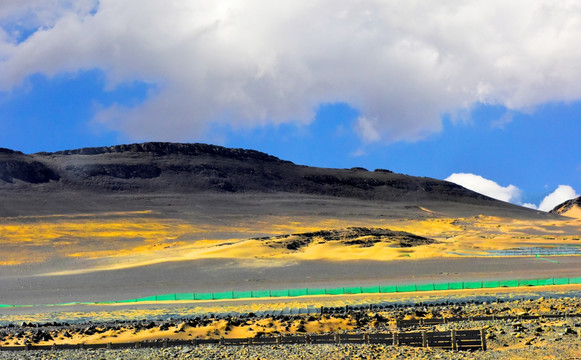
0 340 579 360
0 296 580 359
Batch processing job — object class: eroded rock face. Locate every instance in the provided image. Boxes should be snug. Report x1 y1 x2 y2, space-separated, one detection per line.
64 164 162 179
48 142 288 164
550 196 581 215
0 150 60 183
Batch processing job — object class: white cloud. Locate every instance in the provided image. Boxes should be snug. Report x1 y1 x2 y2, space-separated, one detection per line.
446 173 522 203
2 1 581 141
354 116 380 142
446 175 579 212
522 203 538 210
538 185 579 212
350 148 366 157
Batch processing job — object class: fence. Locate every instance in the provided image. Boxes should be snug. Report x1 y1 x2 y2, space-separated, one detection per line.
1 277 580 308
396 313 581 328
0 329 486 352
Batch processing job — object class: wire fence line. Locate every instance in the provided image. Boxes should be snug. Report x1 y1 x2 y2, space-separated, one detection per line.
396 313 581 328
1 277 580 308
0 328 487 352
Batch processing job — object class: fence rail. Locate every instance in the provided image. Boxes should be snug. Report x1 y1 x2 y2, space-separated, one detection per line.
396 313 581 328
0 329 486 352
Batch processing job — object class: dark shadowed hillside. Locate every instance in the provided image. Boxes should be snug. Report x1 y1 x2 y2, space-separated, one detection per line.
0 142 547 218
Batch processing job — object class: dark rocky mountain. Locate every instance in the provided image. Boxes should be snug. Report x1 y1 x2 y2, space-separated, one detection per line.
1 142 489 201
550 196 581 215
0 142 546 218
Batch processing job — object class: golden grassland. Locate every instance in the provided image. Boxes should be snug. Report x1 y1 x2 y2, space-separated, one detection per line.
0 209 580 271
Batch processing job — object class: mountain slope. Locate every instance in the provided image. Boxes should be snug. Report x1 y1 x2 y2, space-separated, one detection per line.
1 142 491 200
0 142 543 218
550 196 581 218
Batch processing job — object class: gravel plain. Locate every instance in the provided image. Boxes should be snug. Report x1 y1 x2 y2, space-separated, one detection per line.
0 342 580 360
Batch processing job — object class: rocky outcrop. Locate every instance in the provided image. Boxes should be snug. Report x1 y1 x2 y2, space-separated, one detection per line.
0 151 59 183
550 196 581 216
45 142 289 164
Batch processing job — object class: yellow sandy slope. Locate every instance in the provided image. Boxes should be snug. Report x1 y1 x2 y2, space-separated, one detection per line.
1 210 580 273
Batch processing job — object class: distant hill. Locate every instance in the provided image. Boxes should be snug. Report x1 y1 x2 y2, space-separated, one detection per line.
1 142 495 200
550 196 581 218
0 142 544 218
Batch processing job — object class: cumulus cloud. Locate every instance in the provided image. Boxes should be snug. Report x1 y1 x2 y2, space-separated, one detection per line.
446 174 579 212
2 1 581 141
446 173 522 203
537 185 579 212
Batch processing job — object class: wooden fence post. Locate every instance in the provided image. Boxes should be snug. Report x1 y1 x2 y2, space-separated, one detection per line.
393 332 399 346
480 329 487 351
364 333 369 345
422 330 427 347
451 330 457 351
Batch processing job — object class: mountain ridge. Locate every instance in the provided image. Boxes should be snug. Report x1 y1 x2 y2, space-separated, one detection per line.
0 142 486 199
0 142 547 219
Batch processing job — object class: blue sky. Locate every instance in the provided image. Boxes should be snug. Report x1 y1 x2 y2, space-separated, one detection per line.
1 1 580 210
